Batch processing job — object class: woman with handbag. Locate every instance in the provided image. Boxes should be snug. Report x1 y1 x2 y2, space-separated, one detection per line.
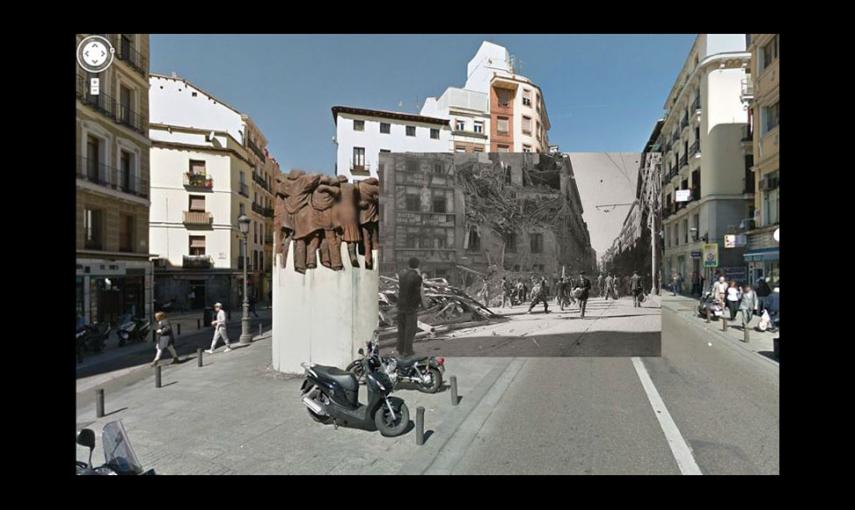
151 311 180 366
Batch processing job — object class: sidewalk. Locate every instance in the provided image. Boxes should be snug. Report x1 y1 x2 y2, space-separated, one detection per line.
660 294 778 362
76 331 513 475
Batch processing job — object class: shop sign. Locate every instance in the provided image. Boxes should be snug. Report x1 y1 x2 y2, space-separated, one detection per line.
76 261 126 276
675 189 691 202
691 251 702 258
724 234 747 248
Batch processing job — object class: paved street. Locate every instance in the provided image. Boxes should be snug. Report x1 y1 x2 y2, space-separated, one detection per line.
76 295 777 475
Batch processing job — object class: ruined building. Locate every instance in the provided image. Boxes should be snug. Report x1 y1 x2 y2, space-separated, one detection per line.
379 152 595 291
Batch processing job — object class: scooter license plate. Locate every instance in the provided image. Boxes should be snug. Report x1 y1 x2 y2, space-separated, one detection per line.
714 310 723 316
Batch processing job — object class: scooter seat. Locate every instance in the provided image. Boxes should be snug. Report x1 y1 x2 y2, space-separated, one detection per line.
311 365 358 391
394 356 424 368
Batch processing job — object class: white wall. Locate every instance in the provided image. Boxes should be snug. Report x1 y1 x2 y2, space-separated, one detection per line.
150 75 244 144
335 113 452 181
701 67 749 197
702 34 746 58
464 42 511 93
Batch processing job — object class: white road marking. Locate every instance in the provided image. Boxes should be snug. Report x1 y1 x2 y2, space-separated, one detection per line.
631 357 703 475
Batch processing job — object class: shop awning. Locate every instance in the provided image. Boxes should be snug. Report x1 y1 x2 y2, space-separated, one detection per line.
743 247 779 262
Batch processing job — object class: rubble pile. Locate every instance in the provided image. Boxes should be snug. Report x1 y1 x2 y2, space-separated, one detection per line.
379 275 500 331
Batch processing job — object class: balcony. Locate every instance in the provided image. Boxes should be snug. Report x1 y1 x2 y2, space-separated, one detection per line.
671 130 680 144
351 162 371 176
264 206 275 218
76 73 145 135
184 172 213 190
247 139 266 162
689 140 700 157
116 104 145 134
109 35 147 75
183 254 213 269
253 173 271 192
679 153 688 170
239 183 249 198
680 115 689 131
691 187 701 201
740 77 754 103
76 157 149 199
691 96 701 113
183 211 213 227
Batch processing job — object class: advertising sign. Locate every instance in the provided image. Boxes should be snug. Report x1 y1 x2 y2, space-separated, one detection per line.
675 189 691 202
724 234 747 248
703 243 718 268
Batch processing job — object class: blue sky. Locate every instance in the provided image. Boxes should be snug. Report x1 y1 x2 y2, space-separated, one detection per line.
150 34 696 172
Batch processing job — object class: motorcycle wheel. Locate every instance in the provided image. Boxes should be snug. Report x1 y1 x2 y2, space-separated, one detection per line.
345 359 366 385
374 397 409 437
305 389 333 424
417 367 443 394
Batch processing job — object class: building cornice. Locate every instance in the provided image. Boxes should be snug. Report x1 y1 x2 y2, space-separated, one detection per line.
332 106 450 126
150 139 255 168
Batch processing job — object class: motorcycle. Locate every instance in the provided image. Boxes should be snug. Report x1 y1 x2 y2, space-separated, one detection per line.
76 420 156 475
78 322 110 354
300 344 410 437
346 332 445 394
697 291 724 319
117 315 151 346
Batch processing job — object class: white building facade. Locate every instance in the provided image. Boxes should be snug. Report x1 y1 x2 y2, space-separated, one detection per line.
659 34 753 290
332 106 451 181
149 74 277 310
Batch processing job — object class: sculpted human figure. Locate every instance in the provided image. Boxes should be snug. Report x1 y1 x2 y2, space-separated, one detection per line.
288 171 321 273
273 173 295 269
310 175 343 270
336 175 361 268
356 177 380 270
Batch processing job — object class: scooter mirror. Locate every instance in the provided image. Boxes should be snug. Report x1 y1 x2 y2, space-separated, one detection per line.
76 429 96 450
358 348 364 355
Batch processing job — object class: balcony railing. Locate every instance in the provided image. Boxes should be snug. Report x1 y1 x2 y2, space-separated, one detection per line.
692 187 701 201
116 104 145 133
183 254 213 269
679 153 688 169
239 183 249 197
183 211 213 226
77 157 149 198
247 139 266 162
264 206 274 218
253 173 271 192
692 96 701 112
689 140 700 157
351 161 371 175
76 73 146 135
184 172 213 190
680 115 689 130
740 78 754 103
109 35 147 75
671 130 680 143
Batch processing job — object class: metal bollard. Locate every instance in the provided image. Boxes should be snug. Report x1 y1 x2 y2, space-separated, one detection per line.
743 321 750 343
155 365 162 388
416 406 425 445
722 316 728 331
95 388 105 418
259 323 262 337
705 308 710 323
197 318 201 330
177 323 181 336
197 348 204 367
450 376 458 406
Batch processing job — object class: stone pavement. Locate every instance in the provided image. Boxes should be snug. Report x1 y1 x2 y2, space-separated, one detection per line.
659 295 778 363
75 331 510 475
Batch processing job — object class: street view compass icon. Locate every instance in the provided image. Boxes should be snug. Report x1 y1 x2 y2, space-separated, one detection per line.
77 35 114 73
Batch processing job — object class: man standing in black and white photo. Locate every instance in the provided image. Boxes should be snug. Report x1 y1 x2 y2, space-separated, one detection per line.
396 257 423 357
576 271 592 318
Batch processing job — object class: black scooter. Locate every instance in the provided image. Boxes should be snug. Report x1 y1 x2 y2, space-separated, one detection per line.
117 315 150 346
300 347 410 437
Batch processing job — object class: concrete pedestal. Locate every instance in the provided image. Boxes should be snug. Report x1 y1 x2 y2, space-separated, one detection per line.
272 241 378 374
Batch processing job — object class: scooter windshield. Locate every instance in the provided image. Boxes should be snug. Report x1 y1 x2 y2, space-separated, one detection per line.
102 420 144 475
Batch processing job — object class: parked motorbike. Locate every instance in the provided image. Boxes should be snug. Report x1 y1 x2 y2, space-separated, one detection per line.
76 420 156 475
300 343 410 437
347 331 445 394
78 322 110 354
697 292 724 320
117 315 151 346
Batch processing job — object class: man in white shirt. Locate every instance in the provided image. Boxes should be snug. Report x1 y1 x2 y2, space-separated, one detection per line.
206 302 232 353
713 276 728 306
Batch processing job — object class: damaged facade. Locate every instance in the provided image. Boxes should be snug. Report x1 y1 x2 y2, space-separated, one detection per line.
379 152 595 294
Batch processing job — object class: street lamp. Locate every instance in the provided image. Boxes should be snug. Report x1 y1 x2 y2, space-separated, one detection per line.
238 214 252 345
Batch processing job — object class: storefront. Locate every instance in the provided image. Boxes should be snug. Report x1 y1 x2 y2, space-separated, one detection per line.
77 258 152 325
744 247 779 287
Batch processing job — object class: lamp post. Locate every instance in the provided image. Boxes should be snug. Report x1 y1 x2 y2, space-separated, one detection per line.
238 214 252 345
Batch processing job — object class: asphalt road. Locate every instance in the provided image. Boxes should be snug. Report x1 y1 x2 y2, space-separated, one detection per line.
416 296 779 475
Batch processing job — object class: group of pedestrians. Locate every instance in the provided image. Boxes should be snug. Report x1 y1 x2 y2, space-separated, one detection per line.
149 302 235 367
709 275 780 334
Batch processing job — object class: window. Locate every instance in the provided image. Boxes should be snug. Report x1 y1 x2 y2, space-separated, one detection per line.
467 228 480 251
120 150 133 191
744 155 755 193
189 236 206 256
189 159 206 175
436 236 447 249
239 203 245 216
189 195 206 212
455 120 465 131
683 219 689 244
353 147 366 168
240 171 246 185
763 171 779 225
761 35 778 71
455 146 467 153
530 233 543 253
496 89 511 107
406 126 416 137
379 122 390 134
474 121 484 134
86 135 100 180
504 166 512 184
536 121 541 140
433 163 443 175
405 235 418 248
432 196 447 213
84 208 103 250
430 128 439 139
497 144 510 153
119 214 134 252
405 194 420 212
762 102 779 134
497 117 509 134
119 84 133 124
380 149 390 154
522 89 532 107
522 116 532 134
505 233 517 252
353 119 364 131
522 144 532 153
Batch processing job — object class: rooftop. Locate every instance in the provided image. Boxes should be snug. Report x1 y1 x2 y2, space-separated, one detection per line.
331 106 450 127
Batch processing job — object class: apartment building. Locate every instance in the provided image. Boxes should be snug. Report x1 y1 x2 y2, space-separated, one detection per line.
378 152 593 287
76 34 153 325
332 106 451 181
421 41 551 154
659 34 752 287
742 34 779 286
148 74 277 310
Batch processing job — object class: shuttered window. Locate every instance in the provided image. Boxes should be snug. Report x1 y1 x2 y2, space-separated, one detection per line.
189 195 206 211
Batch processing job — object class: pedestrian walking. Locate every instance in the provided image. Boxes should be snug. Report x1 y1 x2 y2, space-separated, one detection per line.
396 257 423 357
527 278 550 314
713 276 728 306
151 311 180 366
515 279 524 305
501 276 513 308
691 271 701 296
630 271 643 308
739 284 758 334
248 295 259 318
755 278 772 313
206 302 232 354
603 274 613 300
596 273 604 298
555 277 568 311
671 273 679 296
725 281 741 321
576 271 592 318
479 279 490 308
